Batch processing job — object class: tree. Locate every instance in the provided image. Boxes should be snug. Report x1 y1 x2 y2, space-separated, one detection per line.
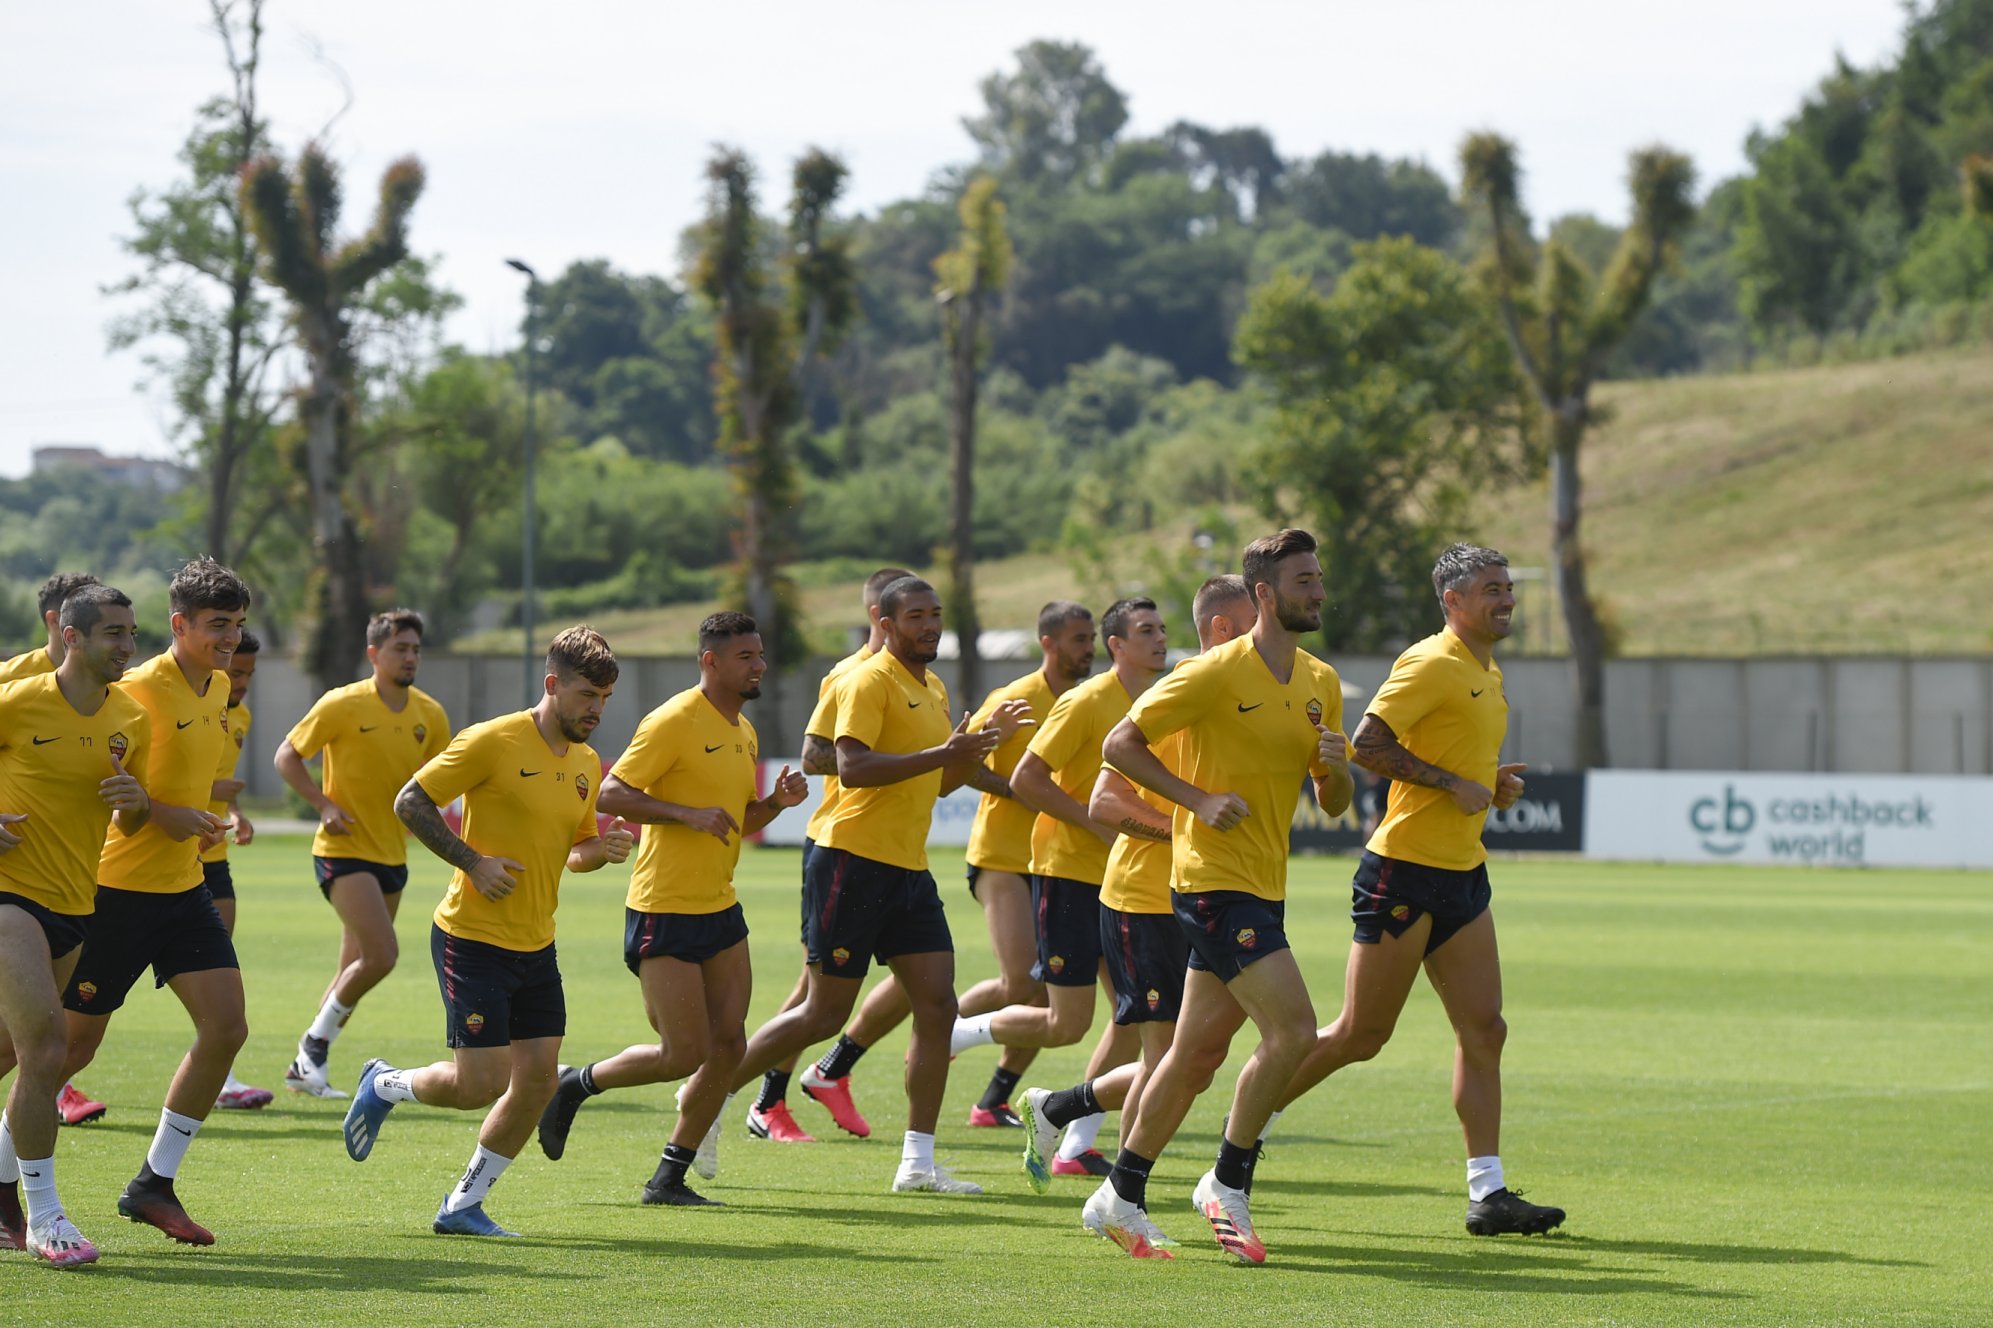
933 175 1013 706
964 41 1128 187
1460 134 1695 767
241 144 426 694
1234 238 1527 651
106 0 287 576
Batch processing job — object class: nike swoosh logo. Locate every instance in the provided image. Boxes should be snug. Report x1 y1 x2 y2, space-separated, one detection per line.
519 769 541 778
906 701 921 709
20 1169 41 1178
177 719 195 729
704 744 725 753
1471 689 1484 698
1236 702 1263 713
359 724 379 733
169 1124 192 1136
31 735 58 745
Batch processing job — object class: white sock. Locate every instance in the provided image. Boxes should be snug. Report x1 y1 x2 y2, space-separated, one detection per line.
1057 1111 1106 1160
0 1113 18 1184
306 996 355 1045
146 1108 204 1179
443 1144 512 1213
949 1014 997 1055
1259 1109 1284 1142
1468 1154 1505 1202
222 1068 248 1093
18 1155 59 1226
373 1066 421 1104
901 1130 935 1169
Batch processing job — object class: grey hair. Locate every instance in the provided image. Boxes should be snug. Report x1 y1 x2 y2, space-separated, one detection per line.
1431 543 1507 604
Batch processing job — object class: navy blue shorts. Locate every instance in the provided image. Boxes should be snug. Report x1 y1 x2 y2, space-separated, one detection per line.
316 857 409 900
799 838 816 943
624 902 749 973
430 924 565 1048
803 846 953 980
1031 874 1104 987
1173 890 1290 982
201 859 235 901
64 884 238 1015
0 891 88 962
1099 905 1189 1024
1350 851 1491 956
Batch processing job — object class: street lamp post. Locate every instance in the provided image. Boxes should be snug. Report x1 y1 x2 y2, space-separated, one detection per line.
506 258 539 705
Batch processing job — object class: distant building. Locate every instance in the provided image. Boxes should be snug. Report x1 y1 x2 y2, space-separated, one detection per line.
31 445 188 493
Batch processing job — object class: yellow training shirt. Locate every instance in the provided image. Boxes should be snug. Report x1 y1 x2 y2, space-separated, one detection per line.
201 700 250 865
0 674 152 915
0 648 56 686
1026 669 1137 885
964 668 1059 875
419 712 602 953
98 650 233 894
1099 730 1183 915
803 646 874 842
1365 628 1507 871
613 686 758 916
1124 633 1345 902
287 680 451 865
817 651 951 871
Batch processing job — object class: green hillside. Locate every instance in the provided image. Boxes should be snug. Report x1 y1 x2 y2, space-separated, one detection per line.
461 344 1993 659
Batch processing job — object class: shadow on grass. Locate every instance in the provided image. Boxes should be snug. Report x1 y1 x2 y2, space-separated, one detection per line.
1272 1240 1747 1298
1254 1178 1454 1200
1552 1234 1929 1269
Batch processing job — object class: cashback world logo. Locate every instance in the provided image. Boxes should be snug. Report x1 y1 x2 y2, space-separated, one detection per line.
1688 783 1936 864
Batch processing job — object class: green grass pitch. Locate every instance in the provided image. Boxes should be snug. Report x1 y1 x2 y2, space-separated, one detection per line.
6 839 1988 1325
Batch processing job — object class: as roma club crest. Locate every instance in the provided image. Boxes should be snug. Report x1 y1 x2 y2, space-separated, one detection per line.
575 772 590 803
1305 699 1324 727
464 1012 486 1035
1236 927 1258 950
413 724 428 744
107 732 130 764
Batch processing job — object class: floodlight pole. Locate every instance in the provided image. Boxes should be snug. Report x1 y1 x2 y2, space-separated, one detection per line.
506 258 540 706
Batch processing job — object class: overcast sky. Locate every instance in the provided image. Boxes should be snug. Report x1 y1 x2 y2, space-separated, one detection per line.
0 0 1909 478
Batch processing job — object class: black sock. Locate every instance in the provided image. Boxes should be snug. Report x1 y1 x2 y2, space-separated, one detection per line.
1108 1148 1154 1208
976 1066 1023 1112
652 1142 697 1188
577 1063 604 1096
1241 1138 1266 1197
755 1068 791 1111
1214 1136 1255 1191
815 1034 868 1080
1041 1080 1101 1129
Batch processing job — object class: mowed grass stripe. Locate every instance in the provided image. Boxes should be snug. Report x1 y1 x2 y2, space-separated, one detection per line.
4 840 1986 1326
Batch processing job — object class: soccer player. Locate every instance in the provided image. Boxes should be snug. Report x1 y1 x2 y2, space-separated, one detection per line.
952 601 1093 1128
744 566 909 1143
950 599 1169 1144
0 584 151 1266
1 571 111 1128
1082 530 1351 1263
341 626 634 1237
728 577 1025 1194
275 609 450 1097
204 629 271 1111
60 557 252 1246
1272 543 1564 1237
1017 575 1257 1188
535 612 808 1205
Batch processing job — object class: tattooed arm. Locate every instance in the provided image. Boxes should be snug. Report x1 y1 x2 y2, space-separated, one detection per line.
1088 766 1169 842
396 778 523 899
1350 715 1492 816
962 763 1012 800
801 733 837 777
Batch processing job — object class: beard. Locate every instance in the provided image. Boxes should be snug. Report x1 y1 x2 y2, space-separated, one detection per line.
557 713 596 743
740 683 764 700
1273 592 1321 634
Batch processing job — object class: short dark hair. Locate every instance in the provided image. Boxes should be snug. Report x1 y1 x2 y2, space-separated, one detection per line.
877 576 935 618
1241 529 1317 600
698 611 760 655
235 628 262 656
38 571 100 619
1100 596 1157 644
1036 600 1091 639
1192 574 1251 636
546 625 619 687
169 557 250 617
863 567 917 608
1432 543 1508 604
367 608 425 648
58 584 132 636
